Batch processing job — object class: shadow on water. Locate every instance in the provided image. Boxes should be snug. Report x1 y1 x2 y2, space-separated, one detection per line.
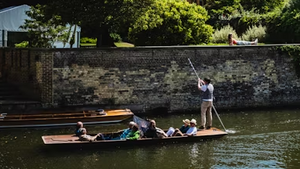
39 136 227 154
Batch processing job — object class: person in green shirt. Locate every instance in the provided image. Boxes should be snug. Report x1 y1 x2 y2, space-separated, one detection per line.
126 124 140 140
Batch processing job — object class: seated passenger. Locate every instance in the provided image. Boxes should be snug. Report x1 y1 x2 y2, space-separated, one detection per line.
144 120 167 138
75 121 85 136
120 121 136 139
111 121 136 140
170 119 198 136
78 128 104 142
184 119 198 136
167 119 190 137
126 124 140 140
179 119 191 133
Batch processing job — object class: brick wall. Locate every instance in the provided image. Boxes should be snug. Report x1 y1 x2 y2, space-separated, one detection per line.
1 45 300 112
0 48 53 103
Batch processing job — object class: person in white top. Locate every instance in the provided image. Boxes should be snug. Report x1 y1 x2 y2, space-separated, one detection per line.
198 77 214 130
170 119 197 136
184 119 197 136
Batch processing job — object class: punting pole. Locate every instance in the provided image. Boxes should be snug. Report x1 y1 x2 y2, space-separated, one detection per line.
188 58 227 132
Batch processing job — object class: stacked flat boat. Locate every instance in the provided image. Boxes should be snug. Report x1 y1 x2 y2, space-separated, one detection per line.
0 109 134 128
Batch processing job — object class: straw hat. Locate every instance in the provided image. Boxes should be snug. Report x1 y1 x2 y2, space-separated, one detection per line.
190 119 197 125
182 119 190 125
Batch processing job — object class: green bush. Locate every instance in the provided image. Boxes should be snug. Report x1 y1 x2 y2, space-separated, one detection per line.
236 8 263 35
266 0 300 43
204 0 240 19
240 0 285 14
241 24 266 41
110 33 122 42
14 41 29 48
212 25 239 43
129 0 213 46
80 37 97 44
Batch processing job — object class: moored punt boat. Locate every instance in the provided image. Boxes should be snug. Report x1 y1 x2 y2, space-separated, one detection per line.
42 127 227 148
0 109 134 128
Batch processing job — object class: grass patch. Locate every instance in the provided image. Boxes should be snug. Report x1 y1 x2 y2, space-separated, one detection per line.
81 42 264 47
197 43 264 46
80 42 134 48
114 42 134 47
80 43 96 47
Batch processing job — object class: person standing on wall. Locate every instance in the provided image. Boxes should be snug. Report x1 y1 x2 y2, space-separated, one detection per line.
198 77 214 130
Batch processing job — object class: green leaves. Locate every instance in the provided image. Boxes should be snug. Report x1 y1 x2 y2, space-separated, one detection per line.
20 5 70 48
129 0 213 45
240 0 285 14
204 0 241 19
266 0 300 43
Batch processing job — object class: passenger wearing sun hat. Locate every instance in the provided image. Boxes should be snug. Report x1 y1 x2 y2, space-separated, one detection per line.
184 119 198 136
166 119 191 137
179 119 190 133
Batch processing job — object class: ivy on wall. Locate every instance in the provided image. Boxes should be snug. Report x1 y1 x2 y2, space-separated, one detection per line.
276 45 300 77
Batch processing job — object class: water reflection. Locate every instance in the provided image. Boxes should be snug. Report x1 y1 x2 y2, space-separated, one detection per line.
0 109 300 169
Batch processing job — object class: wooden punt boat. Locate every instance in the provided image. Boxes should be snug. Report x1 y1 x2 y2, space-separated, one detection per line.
0 109 134 128
42 127 227 148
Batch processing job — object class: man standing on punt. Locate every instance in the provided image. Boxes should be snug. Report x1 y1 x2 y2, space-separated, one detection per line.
198 77 214 130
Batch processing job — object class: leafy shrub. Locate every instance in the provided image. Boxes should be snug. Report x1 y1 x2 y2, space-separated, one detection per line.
110 33 122 42
236 7 263 35
240 0 285 14
129 0 213 45
212 25 239 43
241 24 266 41
80 37 97 44
15 41 29 48
266 0 300 43
204 0 240 19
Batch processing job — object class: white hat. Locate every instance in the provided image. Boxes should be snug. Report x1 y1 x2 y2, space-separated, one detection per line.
190 119 197 125
129 121 136 125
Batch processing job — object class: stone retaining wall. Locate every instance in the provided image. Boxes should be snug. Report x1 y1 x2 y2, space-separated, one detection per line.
1 45 300 112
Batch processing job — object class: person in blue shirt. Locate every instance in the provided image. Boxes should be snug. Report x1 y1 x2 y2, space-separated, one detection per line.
75 121 85 137
110 121 136 140
184 119 198 136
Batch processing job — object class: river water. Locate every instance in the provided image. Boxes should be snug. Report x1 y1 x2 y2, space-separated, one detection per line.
0 109 300 169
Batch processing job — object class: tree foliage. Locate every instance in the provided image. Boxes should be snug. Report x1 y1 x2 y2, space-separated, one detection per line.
266 0 300 43
240 0 285 13
44 0 154 47
20 5 70 48
128 0 213 45
204 0 241 19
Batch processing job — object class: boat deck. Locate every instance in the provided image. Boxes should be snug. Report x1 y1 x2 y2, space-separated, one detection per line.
42 127 227 147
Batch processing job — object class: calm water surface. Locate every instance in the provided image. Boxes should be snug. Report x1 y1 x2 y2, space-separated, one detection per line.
0 109 300 169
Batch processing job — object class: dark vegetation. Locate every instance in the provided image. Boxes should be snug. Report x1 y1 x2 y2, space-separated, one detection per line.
4 0 300 47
